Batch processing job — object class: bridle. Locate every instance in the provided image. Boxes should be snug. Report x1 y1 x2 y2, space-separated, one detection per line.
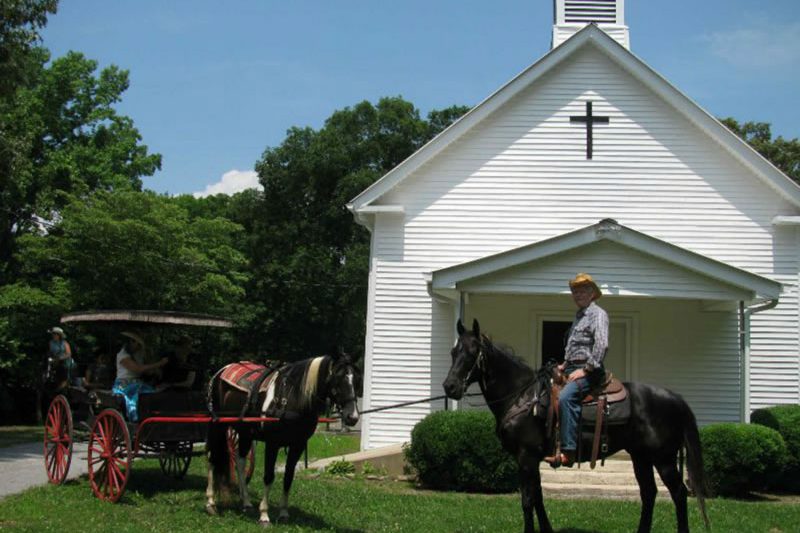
460 335 488 393
324 359 358 414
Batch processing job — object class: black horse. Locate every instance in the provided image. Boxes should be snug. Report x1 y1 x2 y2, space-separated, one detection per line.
442 319 710 533
205 352 360 526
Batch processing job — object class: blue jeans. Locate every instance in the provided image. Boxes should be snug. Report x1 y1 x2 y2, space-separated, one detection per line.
559 364 603 452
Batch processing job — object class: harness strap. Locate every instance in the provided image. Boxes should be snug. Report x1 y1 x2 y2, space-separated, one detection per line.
239 365 281 419
590 395 606 469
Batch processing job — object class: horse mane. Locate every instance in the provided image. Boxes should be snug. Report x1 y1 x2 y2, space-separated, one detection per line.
301 356 326 406
482 335 535 375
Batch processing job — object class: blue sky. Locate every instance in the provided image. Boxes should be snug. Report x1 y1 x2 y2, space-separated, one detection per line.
42 1 800 196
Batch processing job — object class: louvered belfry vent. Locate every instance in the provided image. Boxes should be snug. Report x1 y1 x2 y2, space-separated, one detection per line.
564 0 618 23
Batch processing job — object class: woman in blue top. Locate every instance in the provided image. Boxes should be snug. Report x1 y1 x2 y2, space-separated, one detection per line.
48 326 77 386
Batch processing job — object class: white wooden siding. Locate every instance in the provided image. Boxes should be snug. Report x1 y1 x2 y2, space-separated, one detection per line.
361 44 799 448
459 241 753 301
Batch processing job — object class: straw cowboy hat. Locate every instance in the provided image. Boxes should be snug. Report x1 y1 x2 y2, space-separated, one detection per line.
48 326 66 338
121 331 146 347
568 273 602 300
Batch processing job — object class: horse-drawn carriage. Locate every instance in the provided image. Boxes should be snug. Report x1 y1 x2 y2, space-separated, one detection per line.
43 310 258 502
43 309 359 523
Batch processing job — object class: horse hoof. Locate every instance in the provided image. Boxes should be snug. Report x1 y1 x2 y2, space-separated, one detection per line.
278 510 289 522
205 504 218 516
259 519 271 528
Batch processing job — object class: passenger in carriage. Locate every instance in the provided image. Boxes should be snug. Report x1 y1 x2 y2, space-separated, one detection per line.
545 273 609 468
112 331 168 421
47 326 78 387
83 348 114 389
159 335 197 390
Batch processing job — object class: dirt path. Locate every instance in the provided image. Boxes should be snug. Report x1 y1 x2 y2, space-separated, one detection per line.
0 440 89 500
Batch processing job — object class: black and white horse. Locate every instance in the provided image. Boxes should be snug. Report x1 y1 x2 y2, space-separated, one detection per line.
205 352 359 526
443 319 710 533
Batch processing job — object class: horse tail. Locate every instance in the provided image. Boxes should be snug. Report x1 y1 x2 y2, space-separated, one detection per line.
683 408 711 531
206 374 232 492
207 421 232 492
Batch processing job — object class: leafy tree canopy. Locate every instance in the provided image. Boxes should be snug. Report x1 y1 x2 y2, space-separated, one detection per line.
1 39 161 281
721 118 800 184
247 97 469 359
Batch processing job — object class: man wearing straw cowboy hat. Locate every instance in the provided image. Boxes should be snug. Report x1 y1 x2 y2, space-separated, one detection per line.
545 273 609 468
112 332 167 421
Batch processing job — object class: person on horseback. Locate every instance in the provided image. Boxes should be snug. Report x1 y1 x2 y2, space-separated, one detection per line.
545 272 608 468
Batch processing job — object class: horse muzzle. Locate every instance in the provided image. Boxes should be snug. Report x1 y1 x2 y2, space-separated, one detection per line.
442 378 464 400
342 401 360 427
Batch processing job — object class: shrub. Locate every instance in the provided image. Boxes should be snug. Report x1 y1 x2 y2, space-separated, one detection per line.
404 410 518 493
325 459 355 476
751 404 800 492
700 423 788 496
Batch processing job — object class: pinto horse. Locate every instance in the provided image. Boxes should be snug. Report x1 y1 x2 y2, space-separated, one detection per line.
205 352 359 526
443 319 710 533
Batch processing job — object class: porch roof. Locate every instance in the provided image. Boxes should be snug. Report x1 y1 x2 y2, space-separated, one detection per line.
429 219 782 303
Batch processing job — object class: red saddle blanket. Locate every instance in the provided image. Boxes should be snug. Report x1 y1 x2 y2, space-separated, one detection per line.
220 361 277 393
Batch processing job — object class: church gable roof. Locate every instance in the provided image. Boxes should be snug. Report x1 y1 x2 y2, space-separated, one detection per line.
348 25 800 212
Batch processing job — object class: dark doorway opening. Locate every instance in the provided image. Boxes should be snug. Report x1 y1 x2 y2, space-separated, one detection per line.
541 321 572 365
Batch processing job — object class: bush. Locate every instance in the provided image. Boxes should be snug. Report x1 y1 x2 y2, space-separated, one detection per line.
751 404 800 492
404 410 518 493
700 423 788 496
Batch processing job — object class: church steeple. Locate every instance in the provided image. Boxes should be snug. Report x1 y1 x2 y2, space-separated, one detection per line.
552 0 630 49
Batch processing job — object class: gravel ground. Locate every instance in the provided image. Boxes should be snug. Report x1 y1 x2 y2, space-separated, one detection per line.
0 440 89 500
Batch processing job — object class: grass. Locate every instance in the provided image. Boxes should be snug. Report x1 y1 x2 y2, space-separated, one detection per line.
0 426 43 449
1 430 798 533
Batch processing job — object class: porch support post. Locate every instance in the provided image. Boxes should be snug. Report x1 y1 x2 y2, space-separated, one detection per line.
446 291 466 411
738 301 751 422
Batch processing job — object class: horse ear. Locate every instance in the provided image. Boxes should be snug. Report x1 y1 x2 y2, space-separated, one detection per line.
456 319 465 336
472 319 480 338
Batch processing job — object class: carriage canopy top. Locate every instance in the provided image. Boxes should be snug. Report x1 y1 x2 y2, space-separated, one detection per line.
60 310 233 328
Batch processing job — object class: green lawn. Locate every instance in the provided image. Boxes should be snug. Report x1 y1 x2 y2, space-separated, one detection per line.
0 426 43 449
1 435 798 533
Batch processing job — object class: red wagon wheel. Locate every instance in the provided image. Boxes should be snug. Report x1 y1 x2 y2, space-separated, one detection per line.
88 409 132 502
44 394 73 485
226 427 255 484
159 441 193 479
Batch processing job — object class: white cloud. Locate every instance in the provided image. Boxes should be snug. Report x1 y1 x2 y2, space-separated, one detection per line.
704 21 800 69
193 169 262 198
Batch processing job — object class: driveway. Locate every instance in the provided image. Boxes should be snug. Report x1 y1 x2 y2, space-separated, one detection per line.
0 440 89 500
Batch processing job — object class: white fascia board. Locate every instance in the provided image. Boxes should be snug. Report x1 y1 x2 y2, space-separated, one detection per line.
348 29 595 210
773 216 800 226
589 30 800 208
348 204 404 231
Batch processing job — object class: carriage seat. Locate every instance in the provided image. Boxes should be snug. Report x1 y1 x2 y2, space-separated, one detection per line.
582 372 626 404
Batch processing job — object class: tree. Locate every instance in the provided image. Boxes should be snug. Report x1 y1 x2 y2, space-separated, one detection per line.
247 97 469 359
0 50 161 282
721 118 800 184
0 0 57 97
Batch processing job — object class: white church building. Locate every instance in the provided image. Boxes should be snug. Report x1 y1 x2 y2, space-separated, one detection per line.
348 0 800 450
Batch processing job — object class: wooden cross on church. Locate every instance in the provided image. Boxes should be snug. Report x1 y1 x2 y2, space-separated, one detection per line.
570 101 609 159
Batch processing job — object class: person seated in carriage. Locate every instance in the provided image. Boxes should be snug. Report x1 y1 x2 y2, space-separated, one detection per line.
112 331 168 421
82 348 114 389
47 326 78 388
159 335 197 390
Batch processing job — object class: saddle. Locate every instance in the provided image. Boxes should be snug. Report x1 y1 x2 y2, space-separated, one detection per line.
218 360 283 418
546 370 630 469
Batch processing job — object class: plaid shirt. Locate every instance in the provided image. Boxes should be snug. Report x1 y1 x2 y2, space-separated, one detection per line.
564 301 609 370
